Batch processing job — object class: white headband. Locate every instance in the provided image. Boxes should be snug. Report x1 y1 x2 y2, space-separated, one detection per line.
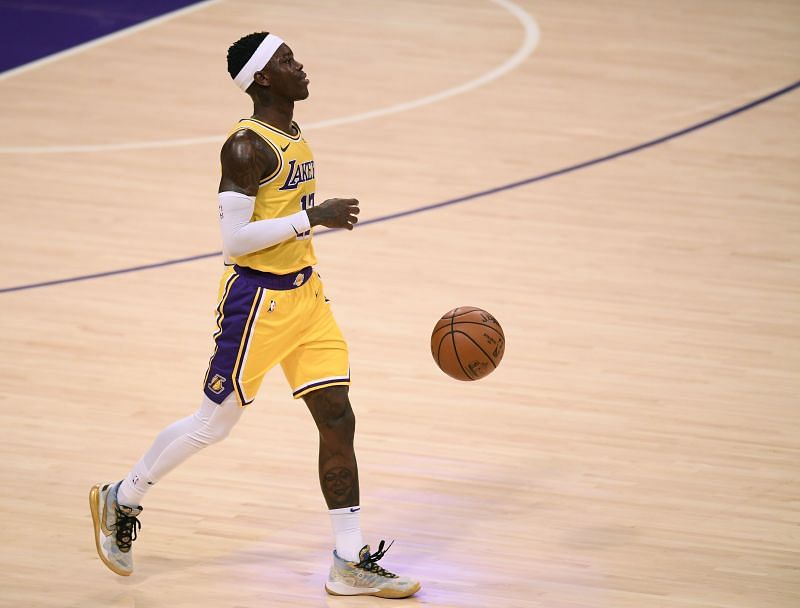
233 34 285 91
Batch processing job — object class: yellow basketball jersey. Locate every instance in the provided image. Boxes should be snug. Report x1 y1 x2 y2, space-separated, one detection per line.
227 118 317 274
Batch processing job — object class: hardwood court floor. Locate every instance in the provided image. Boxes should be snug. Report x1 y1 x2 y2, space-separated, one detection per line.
0 1 798 607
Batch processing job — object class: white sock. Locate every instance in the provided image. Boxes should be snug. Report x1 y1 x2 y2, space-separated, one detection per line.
329 506 364 562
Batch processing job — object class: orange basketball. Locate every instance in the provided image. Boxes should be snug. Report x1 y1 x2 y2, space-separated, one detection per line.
430 307 505 381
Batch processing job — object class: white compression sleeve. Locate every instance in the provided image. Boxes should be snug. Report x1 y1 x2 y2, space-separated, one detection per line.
218 191 311 258
116 394 245 507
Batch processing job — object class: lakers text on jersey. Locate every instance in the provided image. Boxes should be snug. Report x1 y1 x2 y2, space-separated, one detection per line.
227 118 318 274
205 119 349 404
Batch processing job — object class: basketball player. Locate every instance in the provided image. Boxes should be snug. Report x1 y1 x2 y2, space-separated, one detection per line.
89 32 420 599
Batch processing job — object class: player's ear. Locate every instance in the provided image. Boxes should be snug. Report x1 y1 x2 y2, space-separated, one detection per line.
253 69 270 87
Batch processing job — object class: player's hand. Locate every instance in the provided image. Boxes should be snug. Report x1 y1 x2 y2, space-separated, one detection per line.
307 198 360 230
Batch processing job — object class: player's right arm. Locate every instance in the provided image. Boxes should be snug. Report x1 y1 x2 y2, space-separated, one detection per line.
217 130 300 258
217 130 360 258
219 129 276 196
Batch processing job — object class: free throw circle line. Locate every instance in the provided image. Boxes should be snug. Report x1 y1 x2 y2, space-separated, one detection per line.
0 0 539 154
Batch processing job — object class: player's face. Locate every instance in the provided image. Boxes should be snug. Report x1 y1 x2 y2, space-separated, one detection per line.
263 44 309 101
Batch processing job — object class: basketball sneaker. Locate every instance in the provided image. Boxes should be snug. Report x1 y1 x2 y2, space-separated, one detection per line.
89 481 143 576
325 540 421 598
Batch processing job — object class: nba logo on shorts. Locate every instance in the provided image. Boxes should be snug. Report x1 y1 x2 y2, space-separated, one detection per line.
293 273 304 287
207 374 226 394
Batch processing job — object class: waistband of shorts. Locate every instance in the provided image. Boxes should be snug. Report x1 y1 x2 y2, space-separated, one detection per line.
233 265 313 290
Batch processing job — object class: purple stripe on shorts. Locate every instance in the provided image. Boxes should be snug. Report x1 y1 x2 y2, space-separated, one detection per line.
232 288 265 406
203 277 261 404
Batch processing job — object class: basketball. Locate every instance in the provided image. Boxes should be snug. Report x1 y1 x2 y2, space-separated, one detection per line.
430 307 505 381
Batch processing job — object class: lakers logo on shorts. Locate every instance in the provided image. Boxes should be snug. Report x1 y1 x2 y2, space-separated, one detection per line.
207 374 226 394
205 268 350 406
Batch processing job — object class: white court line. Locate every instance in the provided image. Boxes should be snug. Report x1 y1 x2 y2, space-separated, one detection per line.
0 0 539 155
0 0 222 83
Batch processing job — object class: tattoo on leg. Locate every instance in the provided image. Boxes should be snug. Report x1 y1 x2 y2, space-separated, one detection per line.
305 386 360 508
323 466 355 503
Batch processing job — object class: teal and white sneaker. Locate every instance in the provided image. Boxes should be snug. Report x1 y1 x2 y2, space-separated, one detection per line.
325 541 421 599
89 481 142 576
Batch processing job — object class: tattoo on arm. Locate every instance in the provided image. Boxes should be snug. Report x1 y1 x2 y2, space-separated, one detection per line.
218 130 278 195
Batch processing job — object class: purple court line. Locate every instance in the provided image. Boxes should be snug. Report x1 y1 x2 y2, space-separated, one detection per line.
1 79 797 295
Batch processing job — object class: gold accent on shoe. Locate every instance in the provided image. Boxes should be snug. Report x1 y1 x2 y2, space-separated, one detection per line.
97 484 113 537
89 483 132 577
325 581 422 599
325 542 421 599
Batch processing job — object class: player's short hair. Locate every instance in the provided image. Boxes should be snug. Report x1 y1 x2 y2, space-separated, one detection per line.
227 32 269 79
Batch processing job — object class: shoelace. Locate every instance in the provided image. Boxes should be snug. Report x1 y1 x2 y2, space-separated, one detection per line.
356 540 399 578
114 507 142 552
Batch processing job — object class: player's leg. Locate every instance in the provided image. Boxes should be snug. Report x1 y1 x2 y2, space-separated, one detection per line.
90 268 281 576
89 393 244 576
303 385 361 550
302 386 419 599
283 273 420 598
303 385 359 507
117 393 245 505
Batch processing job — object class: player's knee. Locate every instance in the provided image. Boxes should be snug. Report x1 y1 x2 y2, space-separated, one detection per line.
189 408 235 448
185 394 243 448
205 422 233 445
187 418 234 447
329 404 355 440
308 387 355 442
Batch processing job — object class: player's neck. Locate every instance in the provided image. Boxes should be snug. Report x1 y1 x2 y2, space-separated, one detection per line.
252 99 295 134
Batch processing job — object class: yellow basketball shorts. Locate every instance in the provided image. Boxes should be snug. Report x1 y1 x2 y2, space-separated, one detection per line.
203 265 350 405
